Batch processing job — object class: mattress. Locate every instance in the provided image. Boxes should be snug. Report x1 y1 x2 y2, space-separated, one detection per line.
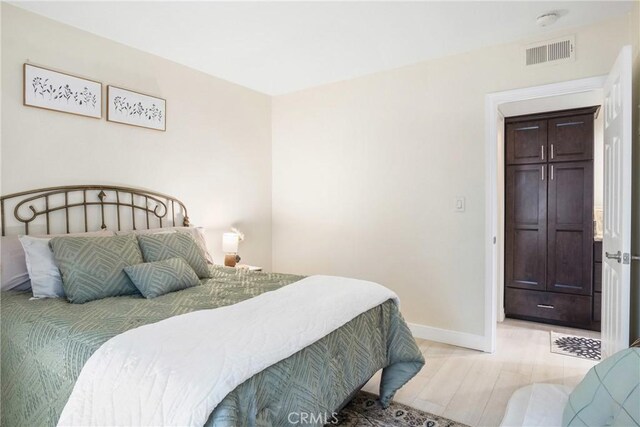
1 266 424 426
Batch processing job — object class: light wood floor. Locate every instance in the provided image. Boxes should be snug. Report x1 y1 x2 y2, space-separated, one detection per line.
362 319 600 427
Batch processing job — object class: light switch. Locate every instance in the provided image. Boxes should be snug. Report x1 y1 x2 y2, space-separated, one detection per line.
455 197 465 212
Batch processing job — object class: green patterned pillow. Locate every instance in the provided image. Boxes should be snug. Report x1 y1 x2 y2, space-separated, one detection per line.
124 258 200 299
137 233 211 278
49 234 143 304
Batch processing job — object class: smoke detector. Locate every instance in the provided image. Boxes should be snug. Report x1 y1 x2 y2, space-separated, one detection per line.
536 12 560 27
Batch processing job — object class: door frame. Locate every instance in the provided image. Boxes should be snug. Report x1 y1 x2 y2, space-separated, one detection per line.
484 75 607 352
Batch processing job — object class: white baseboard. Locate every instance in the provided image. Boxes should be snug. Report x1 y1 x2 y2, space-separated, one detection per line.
408 322 488 352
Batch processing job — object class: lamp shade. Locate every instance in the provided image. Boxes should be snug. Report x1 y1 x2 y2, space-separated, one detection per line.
222 232 239 253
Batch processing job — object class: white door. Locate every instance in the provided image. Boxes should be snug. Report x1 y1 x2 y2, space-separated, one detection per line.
601 45 633 358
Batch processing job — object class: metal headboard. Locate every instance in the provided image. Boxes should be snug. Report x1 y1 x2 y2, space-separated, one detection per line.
0 185 190 236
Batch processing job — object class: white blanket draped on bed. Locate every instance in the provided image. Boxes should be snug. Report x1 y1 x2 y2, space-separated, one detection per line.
57 275 398 427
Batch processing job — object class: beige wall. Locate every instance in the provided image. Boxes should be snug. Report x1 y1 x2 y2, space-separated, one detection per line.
1 4 273 268
272 12 639 338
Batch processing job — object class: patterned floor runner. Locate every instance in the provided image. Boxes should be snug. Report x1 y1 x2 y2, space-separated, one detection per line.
550 331 601 360
334 391 469 426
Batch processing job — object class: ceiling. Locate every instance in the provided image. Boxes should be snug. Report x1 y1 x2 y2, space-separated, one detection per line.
12 1 635 95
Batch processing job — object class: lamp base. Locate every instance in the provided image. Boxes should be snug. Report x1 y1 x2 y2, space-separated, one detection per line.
224 254 240 267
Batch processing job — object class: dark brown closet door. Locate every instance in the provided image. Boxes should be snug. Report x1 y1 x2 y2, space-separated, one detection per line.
505 164 547 291
548 114 594 162
506 120 547 165
547 161 594 295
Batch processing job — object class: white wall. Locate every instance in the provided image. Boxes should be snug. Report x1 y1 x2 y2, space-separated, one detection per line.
272 12 639 341
1 4 273 268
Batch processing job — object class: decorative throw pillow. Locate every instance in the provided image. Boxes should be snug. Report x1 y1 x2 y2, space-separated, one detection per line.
137 233 211 279
563 347 640 426
115 226 214 264
124 257 200 299
18 230 115 298
49 234 143 304
2 230 115 293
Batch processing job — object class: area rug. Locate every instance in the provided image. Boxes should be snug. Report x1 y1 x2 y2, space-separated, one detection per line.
550 331 601 360
333 391 468 426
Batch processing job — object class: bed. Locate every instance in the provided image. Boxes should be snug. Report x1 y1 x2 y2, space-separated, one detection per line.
0 185 424 426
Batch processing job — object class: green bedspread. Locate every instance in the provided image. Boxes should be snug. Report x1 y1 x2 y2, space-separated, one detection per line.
1 266 424 427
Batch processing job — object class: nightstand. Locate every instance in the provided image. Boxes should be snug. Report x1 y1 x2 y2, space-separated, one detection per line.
235 264 262 272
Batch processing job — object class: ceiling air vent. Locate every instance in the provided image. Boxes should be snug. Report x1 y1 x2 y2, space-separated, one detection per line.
525 36 575 66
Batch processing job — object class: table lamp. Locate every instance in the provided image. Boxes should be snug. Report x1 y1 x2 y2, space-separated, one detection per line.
222 232 240 267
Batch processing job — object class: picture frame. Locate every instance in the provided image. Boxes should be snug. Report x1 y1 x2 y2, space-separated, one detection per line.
23 63 102 119
107 85 166 131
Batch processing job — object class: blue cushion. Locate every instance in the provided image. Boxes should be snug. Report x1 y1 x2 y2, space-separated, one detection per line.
124 258 200 299
50 234 143 303
563 348 640 426
137 233 210 279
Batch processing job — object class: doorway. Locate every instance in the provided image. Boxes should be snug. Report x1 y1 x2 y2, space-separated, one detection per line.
484 46 633 357
484 76 606 353
501 104 602 333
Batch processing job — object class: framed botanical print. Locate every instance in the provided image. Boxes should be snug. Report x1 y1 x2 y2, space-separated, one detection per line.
107 86 166 131
23 63 102 119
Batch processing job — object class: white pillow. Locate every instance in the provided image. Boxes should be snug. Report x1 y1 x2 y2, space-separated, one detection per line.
191 227 214 264
19 236 65 298
1 236 31 291
115 226 214 264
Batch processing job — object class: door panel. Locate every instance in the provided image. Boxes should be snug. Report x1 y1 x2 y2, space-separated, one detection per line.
548 113 594 162
602 46 632 358
547 161 593 295
513 229 542 285
506 120 547 165
505 164 546 291
553 166 586 224
554 231 586 289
